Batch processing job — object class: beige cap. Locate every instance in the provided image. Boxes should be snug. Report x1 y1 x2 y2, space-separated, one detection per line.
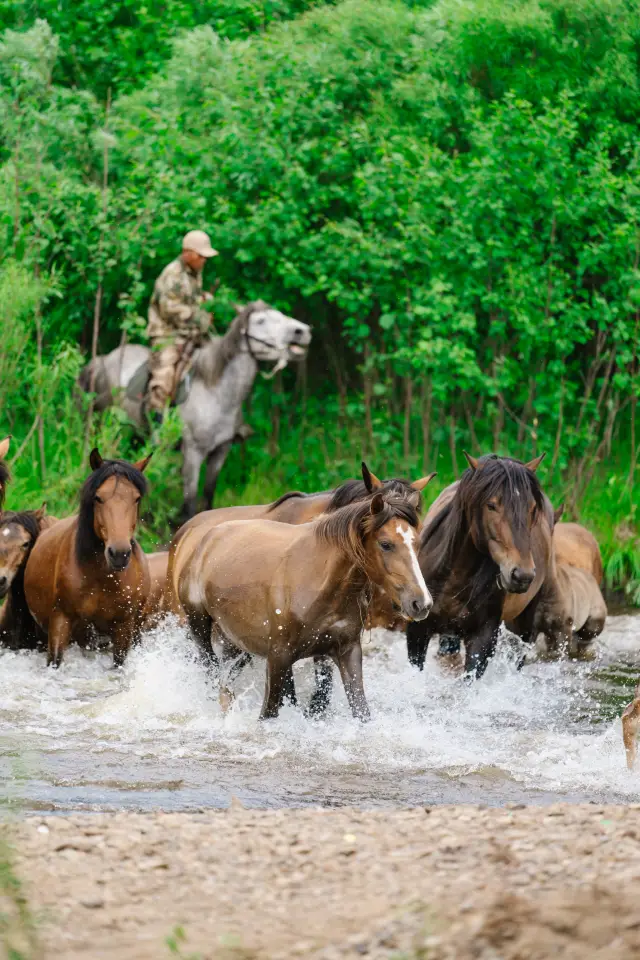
182 230 218 258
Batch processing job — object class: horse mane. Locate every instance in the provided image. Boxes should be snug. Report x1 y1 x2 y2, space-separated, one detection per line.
329 477 422 513
0 510 41 543
193 301 266 387
421 454 544 604
267 490 308 510
76 459 147 563
0 460 9 510
316 495 419 570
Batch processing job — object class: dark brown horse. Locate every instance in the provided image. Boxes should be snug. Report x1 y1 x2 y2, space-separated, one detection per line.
406 452 552 678
0 436 11 510
24 449 152 667
0 505 54 649
177 494 431 720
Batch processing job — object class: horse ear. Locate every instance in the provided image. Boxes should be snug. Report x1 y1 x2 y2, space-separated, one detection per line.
463 451 480 471
362 461 383 492
554 503 565 524
525 452 546 473
133 453 153 473
35 502 47 523
411 472 436 492
0 436 11 459
370 493 385 515
89 448 104 471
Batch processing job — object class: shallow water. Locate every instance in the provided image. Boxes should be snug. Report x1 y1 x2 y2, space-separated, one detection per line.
1 615 639 812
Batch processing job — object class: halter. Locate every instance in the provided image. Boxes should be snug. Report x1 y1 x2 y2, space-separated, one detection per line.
243 327 289 380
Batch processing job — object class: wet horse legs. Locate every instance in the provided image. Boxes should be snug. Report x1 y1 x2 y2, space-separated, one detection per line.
334 642 370 721
261 650 296 720
47 611 72 668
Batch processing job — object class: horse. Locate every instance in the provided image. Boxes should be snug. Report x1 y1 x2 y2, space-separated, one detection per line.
176 494 432 720
622 681 640 769
553 507 604 583
406 452 552 678
0 436 11 510
533 563 606 658
78 302 312 520
0 505 55 650
24 449 152 668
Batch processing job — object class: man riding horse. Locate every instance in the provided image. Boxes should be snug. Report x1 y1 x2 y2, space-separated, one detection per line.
145 229 218 423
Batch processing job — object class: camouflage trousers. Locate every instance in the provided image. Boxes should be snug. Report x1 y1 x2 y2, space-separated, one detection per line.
147 342 192 413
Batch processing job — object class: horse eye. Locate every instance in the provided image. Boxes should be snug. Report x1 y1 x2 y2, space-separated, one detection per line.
21 542 30 550
135 496 141 505
94 495 103 504
379 540 394 552
487 503 497 512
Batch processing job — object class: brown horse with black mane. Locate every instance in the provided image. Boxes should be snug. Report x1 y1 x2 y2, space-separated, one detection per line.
176 493 431 720
0 436 11 510
0 505 56 650
24 449 152 668
407 452 552 678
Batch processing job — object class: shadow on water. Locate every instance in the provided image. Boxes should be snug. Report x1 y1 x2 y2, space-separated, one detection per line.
1 615 639 813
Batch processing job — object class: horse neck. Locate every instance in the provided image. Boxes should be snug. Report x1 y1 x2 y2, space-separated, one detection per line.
199 340 257 410
307 534 369 610
421 498 493 602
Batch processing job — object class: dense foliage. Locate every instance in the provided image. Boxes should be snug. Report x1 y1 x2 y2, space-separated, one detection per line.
0 0 639 597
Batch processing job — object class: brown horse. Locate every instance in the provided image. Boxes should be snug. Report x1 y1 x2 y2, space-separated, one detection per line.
0 505 55 649
175 494 432 720
24 449 152 667
533 563 606 657
406 452 552 678
553 509 604 583
622 682 640 769
0 436 11 510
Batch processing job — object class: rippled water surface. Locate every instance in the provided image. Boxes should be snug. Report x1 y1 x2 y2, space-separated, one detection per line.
1 615 639 811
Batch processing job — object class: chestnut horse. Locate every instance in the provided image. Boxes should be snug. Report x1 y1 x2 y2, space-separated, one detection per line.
175 494 432 720
406 452 552 678
24 449 152 667
0 505 55 649
0 436 11 510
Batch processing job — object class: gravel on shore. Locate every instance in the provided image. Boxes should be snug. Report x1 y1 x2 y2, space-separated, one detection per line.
4 804 640 960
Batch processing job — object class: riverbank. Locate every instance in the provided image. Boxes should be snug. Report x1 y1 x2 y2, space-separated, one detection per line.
4 804 640 959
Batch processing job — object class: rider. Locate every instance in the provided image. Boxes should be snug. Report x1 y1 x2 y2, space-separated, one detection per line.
145 230 218 422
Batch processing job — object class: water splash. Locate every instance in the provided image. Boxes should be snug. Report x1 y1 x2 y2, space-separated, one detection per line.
1 615 639 811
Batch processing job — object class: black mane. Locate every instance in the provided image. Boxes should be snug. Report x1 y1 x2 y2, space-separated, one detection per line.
77 459 147 563
329 477 422 513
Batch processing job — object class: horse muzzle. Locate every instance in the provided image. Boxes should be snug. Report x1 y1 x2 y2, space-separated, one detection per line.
400 593 433 622
504 566 535 594
105 546 132 572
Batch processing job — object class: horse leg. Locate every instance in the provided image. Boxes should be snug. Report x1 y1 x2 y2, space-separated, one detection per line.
260 650 295 720
218 638 252 713
180 437 204 522
112 621 138 668
47 611 72 668
203 441 233 510
406 619 433 670
335 642 370 721
307 656 334 717
622 699 640 769
464 622 500 679
281 666 298 707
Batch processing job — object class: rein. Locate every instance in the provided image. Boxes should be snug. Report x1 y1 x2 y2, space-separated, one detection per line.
243 328 289 380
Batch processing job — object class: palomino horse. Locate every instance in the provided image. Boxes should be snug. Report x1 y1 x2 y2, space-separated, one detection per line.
174 494 432 720
142 551 169 627
24 449 152 667
553 510 604 584
0 436 11 510
0 505 55 649
406 452 552 678
78 303 312 519
534 563 606 657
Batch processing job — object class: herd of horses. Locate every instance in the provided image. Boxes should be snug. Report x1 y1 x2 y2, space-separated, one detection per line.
0 433 636 767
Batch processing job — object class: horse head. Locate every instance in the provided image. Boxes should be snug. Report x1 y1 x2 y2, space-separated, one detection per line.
460 451 546 594
0 505 46 599
80 449 152 572
238 301 311 376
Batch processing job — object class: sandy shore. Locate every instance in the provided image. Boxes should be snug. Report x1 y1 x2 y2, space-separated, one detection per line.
4 804 640 959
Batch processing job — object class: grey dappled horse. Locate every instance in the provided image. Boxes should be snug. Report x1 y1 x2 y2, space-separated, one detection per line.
79 302 311 519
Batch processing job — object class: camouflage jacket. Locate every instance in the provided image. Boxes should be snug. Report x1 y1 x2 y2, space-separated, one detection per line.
146 257 212 345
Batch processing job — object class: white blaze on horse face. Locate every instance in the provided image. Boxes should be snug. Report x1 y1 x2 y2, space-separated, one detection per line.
2 528 9 537
396 524 432 606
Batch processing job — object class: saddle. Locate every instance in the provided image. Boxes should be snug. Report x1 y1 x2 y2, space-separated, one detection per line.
125 360 191 407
